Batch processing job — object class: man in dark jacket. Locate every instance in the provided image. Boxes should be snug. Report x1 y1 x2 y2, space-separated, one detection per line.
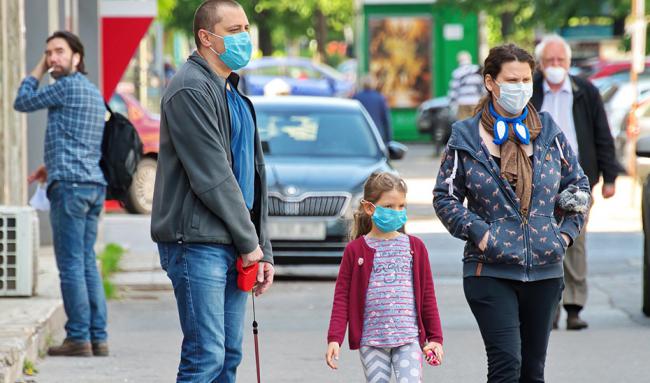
532 34 620 330
151 1 273 381
353 75 392 144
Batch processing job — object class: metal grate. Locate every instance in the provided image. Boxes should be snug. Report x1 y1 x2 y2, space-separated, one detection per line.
268 195 349 217
0 216 18 291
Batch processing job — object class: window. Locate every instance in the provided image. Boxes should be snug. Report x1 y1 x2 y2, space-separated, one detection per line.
286 65 322 80
256 109 380 158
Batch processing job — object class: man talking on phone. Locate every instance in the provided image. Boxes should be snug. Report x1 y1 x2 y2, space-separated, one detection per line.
14 31 109 357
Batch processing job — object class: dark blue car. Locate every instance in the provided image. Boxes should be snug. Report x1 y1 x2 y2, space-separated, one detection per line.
251 96 406 262
240 57 355 98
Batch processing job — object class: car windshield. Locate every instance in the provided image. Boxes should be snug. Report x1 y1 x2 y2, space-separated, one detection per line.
256 108 380 158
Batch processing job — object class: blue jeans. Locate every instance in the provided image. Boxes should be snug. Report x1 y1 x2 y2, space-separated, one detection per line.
158 242 248 383
48 181 108 342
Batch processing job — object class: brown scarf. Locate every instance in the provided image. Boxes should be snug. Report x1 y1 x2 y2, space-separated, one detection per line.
480 102 542 216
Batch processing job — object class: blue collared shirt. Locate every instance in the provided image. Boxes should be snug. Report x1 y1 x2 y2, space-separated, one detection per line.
226 82 255 210
14 72 107 185
541 76 579 158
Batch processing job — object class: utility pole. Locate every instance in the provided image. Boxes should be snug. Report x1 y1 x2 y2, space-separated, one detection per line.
0 0 27 206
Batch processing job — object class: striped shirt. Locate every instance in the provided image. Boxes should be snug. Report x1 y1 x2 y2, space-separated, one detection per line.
448 64 485 106
361 234 419 348
14 73 107 185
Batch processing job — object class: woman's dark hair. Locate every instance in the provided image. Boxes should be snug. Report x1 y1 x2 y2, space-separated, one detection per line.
475 44 535 112
350 172 408 240
46 31 86 74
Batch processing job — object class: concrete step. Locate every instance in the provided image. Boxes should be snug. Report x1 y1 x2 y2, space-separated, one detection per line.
111 270 171 292
0 248 65 383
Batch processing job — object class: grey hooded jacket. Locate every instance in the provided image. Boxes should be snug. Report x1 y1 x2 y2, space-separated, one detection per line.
433 112 589 281
151 52 272 263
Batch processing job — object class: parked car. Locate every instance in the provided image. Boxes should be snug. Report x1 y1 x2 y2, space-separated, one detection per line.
239 57 355 98
596 79 650 164
416 96 455 155
337 58 357 84
107 92 160 214
251 96 406 263
588 58 650 81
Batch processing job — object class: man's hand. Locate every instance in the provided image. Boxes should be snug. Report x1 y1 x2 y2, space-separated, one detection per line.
325 342 340 370
30 55 48 80
27 165 47 184
602 183 615 199
254 261 274 297
240 245 263 267
478 230 490 252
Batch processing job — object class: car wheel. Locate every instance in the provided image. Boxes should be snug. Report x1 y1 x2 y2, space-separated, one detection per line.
124 157 157 214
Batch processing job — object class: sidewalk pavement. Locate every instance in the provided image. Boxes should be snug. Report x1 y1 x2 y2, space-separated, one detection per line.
0 248 64 383
2 144 648 382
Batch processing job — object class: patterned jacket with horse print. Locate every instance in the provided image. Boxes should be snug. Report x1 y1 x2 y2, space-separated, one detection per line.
433 112 590 282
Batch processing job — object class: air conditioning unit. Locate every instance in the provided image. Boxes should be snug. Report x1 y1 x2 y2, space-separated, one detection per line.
0 206 37 296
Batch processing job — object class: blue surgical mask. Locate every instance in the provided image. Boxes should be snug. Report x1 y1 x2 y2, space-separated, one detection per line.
205 30 252 70
368 202 408 233
495 81 533 115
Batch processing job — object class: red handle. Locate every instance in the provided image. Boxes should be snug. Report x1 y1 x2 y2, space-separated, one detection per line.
236 257 259 292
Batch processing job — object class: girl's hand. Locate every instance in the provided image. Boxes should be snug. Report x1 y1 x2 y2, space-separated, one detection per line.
326 342 340 369
423 342 444 365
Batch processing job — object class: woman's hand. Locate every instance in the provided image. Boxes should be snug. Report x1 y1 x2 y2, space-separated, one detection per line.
423 342 444 365
478 231 490 252
325 342 340 369
561 233 571 247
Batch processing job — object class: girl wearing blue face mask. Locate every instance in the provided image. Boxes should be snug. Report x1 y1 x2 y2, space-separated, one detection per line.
326 172 444 383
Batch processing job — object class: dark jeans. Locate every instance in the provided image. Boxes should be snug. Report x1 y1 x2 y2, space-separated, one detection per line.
158 242 248 383
464 276 564 383
48 181 107 342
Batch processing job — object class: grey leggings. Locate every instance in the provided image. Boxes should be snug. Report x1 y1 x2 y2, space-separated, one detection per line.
359 342 423 383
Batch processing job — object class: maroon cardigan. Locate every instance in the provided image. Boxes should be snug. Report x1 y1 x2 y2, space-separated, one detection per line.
327 235 443 350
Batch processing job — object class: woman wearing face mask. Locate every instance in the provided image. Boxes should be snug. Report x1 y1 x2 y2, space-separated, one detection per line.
433 44 591 382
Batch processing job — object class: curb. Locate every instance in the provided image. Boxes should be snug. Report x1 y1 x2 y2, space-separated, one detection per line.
0 300 65 383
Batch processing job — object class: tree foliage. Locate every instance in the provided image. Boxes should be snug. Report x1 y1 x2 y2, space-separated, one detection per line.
157 0 353 56
439 0 635 47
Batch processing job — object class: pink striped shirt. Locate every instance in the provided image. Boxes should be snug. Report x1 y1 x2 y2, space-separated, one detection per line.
360 234 419 347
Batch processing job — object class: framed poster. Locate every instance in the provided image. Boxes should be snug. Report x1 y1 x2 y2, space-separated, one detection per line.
368 16 432 108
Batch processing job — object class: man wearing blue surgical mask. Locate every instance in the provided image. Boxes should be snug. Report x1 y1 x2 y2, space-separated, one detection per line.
532 35 621 331
151 1 274 381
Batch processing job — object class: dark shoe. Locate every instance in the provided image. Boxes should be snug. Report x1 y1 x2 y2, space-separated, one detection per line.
567 314 589 330
47 339 92 357
92 341 109 356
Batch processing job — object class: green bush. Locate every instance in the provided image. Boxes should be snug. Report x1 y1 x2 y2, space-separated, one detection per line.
97 244 125 300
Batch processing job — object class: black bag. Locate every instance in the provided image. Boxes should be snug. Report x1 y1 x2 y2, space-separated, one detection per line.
100 103 143 201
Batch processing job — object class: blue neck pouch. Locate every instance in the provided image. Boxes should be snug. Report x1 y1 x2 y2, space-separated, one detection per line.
488 102 531 146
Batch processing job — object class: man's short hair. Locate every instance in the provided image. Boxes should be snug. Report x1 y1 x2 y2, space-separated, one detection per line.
193 0 242 48
534 34 572 64
46 30 87 74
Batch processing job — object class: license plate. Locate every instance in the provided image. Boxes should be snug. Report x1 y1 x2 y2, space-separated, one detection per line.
268 221 326 240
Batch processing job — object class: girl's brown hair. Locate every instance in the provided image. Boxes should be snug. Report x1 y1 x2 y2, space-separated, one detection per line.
350 172 408 240
474 43 536 113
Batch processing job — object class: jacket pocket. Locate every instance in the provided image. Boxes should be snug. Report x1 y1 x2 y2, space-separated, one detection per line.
483 216 526 266
529 214 565 266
